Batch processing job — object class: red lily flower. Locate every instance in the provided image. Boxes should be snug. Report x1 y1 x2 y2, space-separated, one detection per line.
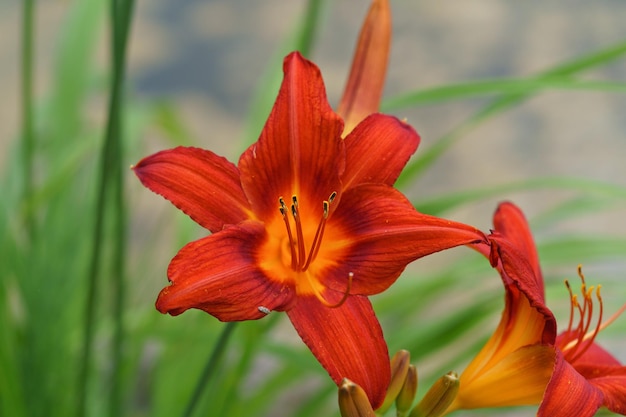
447 202 626 416
133 52 486 408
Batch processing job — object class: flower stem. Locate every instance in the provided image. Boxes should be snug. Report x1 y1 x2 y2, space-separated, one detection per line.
182 322 237 417
76 0 135 416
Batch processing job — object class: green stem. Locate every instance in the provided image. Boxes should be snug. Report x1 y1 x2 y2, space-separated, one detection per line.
21 0 35 240
108 0 135 414
76 0 135 416
182 322 237 417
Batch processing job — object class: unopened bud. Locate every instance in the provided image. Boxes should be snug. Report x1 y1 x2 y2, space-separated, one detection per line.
396 364 418 417
378 350 411 413
410 371 459 417
338 378 376 417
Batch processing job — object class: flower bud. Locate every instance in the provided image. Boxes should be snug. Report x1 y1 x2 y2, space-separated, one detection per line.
410 371 459 417
396 364 418 417
378 349 411 413
338 378 376 417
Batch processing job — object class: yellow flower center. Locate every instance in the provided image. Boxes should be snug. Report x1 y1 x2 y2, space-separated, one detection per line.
258 191 352 307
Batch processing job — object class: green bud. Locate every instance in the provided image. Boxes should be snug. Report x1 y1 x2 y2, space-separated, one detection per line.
396 364 418 417
338 378 376 417
410 371 459 417
378 350 411 414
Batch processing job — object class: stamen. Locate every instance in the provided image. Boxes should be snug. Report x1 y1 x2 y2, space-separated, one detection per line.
564 280 575 333
279 197 298 270
305 271 353 308
277 192 337 273
559 266 626 364
290 198 307 270
302 200 329 271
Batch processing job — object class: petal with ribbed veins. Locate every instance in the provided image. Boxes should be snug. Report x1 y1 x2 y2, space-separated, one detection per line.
450 344 555 411
322 184 486 295
343 114 419 189
156 221 295 320
133 146 252 233
286 294 390 410
539 350 603 417
492 202 545 300
239 52 345 222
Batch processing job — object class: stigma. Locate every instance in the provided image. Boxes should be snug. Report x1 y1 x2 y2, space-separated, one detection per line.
559 265 626 363
278 192 336 272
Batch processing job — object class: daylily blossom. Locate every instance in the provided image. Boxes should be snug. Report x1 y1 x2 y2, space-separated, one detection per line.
445 202 626 416
133 52 486 408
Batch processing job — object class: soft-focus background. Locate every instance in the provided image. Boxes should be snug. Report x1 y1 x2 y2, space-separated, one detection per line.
1 1 625 416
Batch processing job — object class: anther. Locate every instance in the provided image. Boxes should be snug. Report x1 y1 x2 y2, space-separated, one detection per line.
277 192 337 272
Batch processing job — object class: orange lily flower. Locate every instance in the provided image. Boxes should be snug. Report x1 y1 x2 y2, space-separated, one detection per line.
133 52 486 408
338 0 391 135
446 202 626 416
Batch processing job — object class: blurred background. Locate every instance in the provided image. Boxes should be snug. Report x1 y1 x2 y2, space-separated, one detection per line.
1 1 625 416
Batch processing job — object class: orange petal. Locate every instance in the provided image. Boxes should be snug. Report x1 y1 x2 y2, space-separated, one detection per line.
450 344 555 411
492 202 545 299
538 349 604 417
337 0 391 135
238 52 344 222
133 146 252 233
156 221 295 320
322 184 487 295
342 114 419 189
287 294 390 409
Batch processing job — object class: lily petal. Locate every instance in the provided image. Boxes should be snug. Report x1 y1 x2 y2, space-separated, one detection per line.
133 146 252 233
343 114 419 189
337 0 391 135
286 294 390 409
489 235 557 342
239 52 345 222
539 350 604 417
450 344 555 411
492 202 544 300
324 184 486 295
578 365 626 414
156 221 295 320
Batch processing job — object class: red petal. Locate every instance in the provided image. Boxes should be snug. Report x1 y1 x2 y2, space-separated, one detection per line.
492 202 545 300
156 221 295 320
563 339 626 414
238 52 345 222
133 147 252 233
342 114 419 189
538 349 604 417
337 0 391 135
323 184 486 295
286 294 390 409
581 366 626 414
489 235 557 343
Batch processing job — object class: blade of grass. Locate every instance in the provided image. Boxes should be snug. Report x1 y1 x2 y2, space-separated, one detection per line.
393 39 626 186
181 322 237 417
76 0 135 415
384 78 626 109
21 0 35 240
414 176 626 216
